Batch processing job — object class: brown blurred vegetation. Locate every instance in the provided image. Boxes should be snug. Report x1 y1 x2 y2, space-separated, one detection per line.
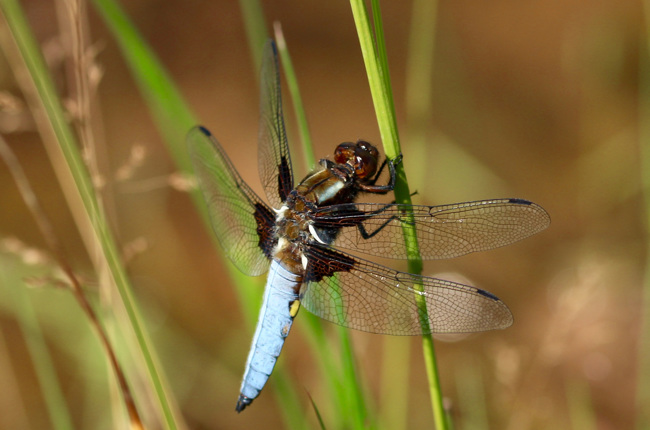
0 0 645 429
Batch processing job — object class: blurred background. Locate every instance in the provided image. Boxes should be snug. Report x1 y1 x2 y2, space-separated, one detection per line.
0 0 646 429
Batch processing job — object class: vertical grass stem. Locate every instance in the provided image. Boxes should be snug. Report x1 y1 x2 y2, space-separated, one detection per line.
349 1 448 428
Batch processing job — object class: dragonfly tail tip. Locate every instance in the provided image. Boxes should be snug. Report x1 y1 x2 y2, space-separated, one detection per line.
236 395 252 413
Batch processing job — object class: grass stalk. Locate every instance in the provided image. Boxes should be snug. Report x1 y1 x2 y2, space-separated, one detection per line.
337 325 370 429
0 135 143 428
349 0 448 428
380 2 438 427
239 0 268 72
0 257 73 430
378 338 408 430
0 1 181 428
405 0 437 187
273 23 316 169
455 358 489 430
272 25 370 428
90 0 308 424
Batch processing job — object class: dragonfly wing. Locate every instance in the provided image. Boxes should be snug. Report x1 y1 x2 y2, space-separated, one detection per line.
258 40 294 208
311 198 550 260
300 245 513 335
188 126 274 276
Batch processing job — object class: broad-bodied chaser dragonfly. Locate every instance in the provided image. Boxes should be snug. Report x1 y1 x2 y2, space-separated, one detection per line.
188 40 550 412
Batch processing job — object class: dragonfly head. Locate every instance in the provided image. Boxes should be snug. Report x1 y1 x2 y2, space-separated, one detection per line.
334 140 380 181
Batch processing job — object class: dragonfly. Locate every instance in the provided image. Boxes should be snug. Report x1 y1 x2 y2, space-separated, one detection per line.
187 40 550 413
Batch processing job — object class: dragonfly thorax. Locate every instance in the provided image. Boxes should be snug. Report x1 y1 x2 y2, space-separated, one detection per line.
272 200 313 274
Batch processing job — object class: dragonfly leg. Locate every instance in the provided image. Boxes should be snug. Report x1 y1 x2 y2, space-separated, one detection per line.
359 153 402 194
353 203 415 240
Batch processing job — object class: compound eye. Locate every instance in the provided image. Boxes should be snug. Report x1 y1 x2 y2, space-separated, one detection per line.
354 157 370 177
353 140 379 179
356 140 378 157
334 142 355 164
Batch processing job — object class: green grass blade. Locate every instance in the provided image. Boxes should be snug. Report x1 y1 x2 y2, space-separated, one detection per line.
380 2 438 427
90 0 307 425
274 24 316 169
239 0 268 72
369 2 398 142
337 325 370 429
89 0 196 173
307 393 328 430
349 1 448 428
405 0 438 187
455 358 489 430
0 255 74 430
349 1 399 159
272 30 370 429
271 371 309 429
379 337 409 430
0 1 180 428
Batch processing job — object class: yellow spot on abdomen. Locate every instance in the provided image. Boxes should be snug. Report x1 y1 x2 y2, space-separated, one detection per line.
289 300 301 318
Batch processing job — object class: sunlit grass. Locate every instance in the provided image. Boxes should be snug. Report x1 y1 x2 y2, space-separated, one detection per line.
0 0 179 428
349 0 448 428
0 248 74 430
90 0 371 428
88 0 311 428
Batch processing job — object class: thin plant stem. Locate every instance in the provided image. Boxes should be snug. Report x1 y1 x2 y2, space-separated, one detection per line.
273 22 316 169
0 1 180 428
0 261 74 430
381 0 438 426
90 0 306 425
405 0 438 187
239 0 268 72
455 358 489 430
272 27 369 428
0 136 143 429
349 0 448 428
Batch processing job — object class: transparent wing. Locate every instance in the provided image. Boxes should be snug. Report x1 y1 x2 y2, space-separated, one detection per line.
188 126 274 276
301 245 513 335
310 198 550 260
258 40 294 209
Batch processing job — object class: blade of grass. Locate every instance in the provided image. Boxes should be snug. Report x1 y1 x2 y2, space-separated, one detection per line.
380 1 438 427
307 391 328 430
239 0 268 72
272 26 369 428
0 1 180 428
273 23 315 169
0 135 143 428
455 358 489 430
405 0 438 186
379 337 409 430
349 1 448 428
89 0 307 425
90 0 262 322
0 256 74 430
337 324 370 429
